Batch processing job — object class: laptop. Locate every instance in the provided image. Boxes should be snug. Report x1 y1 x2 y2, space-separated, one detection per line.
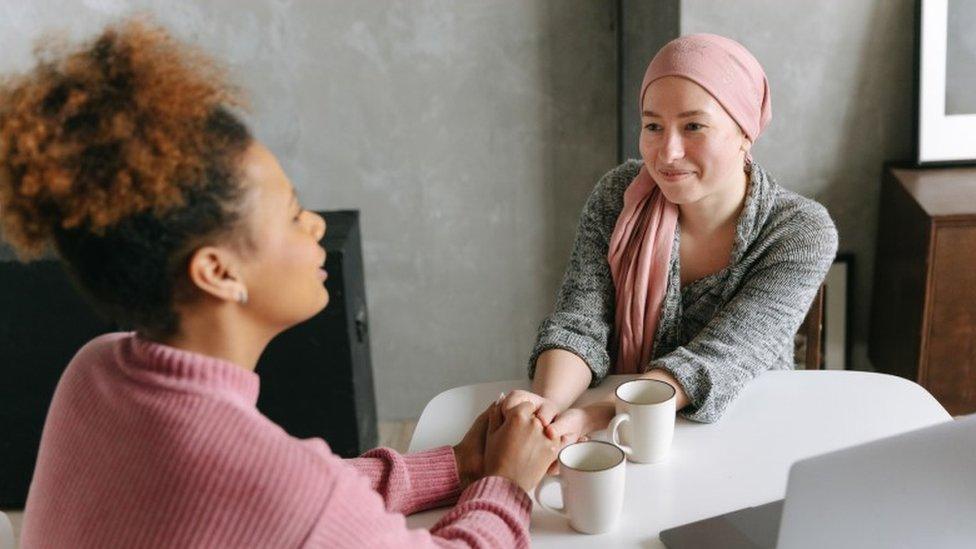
660 413 976 549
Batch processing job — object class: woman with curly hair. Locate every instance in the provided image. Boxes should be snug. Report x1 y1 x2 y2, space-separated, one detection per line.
2 19 557 548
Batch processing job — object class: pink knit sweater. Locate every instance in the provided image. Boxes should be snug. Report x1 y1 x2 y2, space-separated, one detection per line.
21 333 531 548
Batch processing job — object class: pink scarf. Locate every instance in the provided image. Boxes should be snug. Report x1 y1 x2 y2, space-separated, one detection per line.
608 34 771 374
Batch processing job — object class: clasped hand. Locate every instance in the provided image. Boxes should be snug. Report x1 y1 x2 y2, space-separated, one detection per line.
499 389 595 447
453 398 561 494
453 389 614 492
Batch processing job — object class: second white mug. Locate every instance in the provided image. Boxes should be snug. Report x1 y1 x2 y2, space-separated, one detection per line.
534 440 626 535
608 378 676 463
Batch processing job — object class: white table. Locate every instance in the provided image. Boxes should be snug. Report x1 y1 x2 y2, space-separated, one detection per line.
406 371 951 548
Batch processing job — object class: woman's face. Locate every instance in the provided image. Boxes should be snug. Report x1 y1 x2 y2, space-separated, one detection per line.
639 76 750 206
236 141 328 329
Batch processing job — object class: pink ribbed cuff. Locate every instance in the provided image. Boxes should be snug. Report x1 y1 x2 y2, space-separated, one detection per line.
399 445 462 512
459 476 532 518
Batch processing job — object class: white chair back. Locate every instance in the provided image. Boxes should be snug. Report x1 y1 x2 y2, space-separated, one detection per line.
0 511 14 549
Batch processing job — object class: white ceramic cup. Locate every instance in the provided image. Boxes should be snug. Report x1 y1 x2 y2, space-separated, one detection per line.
608 379 676 463
534 440 627 534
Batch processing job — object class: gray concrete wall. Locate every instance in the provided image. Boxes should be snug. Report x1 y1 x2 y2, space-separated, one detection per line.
620 0 680 161
676 0 917 371
0 1 618 419
6 0 908 417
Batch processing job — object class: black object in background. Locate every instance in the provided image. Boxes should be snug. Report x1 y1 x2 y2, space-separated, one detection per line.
0 209 376 507
0 260 116 508
256 210 378 458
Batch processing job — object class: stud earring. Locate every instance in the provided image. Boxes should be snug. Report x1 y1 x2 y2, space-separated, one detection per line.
237 288 248 305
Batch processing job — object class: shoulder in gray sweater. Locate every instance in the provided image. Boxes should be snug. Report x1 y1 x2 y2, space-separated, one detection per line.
530 160 838 423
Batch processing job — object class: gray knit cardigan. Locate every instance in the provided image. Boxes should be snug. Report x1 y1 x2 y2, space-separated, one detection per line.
529 160 838 423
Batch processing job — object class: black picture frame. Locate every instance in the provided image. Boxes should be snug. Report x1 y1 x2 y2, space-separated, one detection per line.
823 253 854 370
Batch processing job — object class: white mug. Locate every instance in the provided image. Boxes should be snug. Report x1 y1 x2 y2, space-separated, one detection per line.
534 440 626 534
608 379 676 463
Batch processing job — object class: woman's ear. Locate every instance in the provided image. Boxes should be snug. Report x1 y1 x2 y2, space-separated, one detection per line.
740 135 753 155
186 246 248 304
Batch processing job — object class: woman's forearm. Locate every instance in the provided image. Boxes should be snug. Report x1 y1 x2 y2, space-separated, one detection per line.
531 349 592 411
640 368 691 409
531 352 691 436
576 368 691 433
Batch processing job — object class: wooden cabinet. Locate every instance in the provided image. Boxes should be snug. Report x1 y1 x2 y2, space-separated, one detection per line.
870 166 976 415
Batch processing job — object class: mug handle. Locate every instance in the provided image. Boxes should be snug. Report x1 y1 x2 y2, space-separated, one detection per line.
533 475 567 516
608 412 633 457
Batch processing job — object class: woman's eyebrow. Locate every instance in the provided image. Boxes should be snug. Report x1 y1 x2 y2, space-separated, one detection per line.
642 109 707 118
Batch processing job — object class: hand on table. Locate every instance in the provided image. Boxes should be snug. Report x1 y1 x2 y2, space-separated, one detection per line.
500 391 612 445
499 390 561 426
484 401 560 493
454 399 563 493
452 404 491 490
539 404 622 474
500 391 615 474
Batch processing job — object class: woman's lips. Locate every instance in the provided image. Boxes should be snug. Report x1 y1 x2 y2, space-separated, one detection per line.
318 247 328 281
657 169 694 182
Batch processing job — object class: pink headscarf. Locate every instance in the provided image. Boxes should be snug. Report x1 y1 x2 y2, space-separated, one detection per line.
608 34 771 374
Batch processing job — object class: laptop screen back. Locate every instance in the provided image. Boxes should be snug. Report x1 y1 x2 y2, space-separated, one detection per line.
776 414 976 549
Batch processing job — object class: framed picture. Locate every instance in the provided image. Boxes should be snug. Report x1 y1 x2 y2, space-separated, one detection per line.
916 0 976 165
822 254 853 371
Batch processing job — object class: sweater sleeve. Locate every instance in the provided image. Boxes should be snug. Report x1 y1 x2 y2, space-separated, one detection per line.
528 162 636 386
306 454 532 549
651 205 838 423
346 445 461 515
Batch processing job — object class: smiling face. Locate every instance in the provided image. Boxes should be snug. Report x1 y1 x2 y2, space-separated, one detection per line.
639 76 751 206
235 141 329 330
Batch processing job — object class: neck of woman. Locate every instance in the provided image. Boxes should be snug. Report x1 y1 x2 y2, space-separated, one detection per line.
155 303 276 372
678 168 750 237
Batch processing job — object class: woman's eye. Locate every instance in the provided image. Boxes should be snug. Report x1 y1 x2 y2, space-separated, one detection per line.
685 122 704 131
643 123 662 132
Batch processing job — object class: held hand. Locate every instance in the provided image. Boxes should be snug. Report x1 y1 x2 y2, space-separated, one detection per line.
540 407 589 475
546 403 616 447
500 390 561 427
545 407 590 447
484 401 560 493
543 404 615 474
452 403 491 490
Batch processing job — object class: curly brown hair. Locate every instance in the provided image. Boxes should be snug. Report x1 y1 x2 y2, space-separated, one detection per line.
0 18 253 336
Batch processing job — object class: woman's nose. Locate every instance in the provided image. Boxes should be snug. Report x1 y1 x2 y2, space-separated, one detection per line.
309 212 326 241
660 131 684 162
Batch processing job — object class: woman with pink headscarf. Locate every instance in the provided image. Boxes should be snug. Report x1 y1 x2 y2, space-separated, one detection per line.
503 34 837 442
